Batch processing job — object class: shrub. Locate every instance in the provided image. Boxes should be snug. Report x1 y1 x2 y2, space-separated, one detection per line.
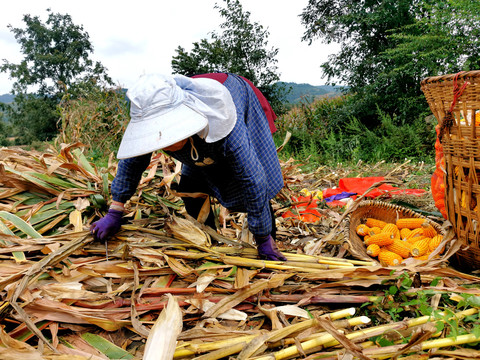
57 86 130 163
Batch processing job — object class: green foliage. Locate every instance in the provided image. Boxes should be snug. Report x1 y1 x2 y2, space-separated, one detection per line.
171 0 288 114
1 9 112 97
4 93 59 143
0 111 13 146
274 96 435 165
361 272 480 348
0 9 113 143
300 0 480 127
57 87 130 163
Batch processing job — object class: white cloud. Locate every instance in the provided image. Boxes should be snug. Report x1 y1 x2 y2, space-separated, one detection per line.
0 0 339 94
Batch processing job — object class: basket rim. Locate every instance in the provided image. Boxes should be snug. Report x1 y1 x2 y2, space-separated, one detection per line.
420 70 480 86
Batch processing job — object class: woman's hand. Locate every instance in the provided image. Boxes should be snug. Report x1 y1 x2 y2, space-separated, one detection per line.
90 208 124 241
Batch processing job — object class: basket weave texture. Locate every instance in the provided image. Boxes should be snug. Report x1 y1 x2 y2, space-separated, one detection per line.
347 201 445 264
421 71 480 268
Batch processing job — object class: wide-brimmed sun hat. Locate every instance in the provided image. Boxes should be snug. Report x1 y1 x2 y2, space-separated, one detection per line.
117 74 208 159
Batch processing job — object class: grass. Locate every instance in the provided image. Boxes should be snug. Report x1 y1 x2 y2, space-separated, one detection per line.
274 95 436 166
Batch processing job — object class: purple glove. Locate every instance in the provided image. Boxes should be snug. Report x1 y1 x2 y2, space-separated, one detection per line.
255 235 287 261
90 209 123 241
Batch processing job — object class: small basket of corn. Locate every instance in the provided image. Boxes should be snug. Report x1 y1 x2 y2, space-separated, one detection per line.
346 201 447 267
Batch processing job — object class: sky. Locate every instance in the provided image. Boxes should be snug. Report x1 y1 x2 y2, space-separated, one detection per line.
0 0 339 94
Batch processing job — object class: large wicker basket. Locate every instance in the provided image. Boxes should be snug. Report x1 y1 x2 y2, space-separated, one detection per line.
421 71 480 269
347 201 447 265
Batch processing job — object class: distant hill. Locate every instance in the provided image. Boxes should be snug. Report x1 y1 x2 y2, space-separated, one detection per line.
279 82 344 104
0 82 345 106
0 93 14 103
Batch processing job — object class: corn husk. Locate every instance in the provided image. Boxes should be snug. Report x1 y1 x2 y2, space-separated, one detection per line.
143 293 183 360
165 215 211 247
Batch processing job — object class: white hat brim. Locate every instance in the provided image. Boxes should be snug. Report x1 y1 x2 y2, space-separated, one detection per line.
116 104 208 159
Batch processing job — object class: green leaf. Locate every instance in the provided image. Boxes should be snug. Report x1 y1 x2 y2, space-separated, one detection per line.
4 166 60 192
466 295 480 307
464 314 479 323
399 277 412 291
435 321 445 333
81 333 134 359
154 274 176 288
13 320 51 341
29 209 67 226
0 211 42 238
90 194 107 208
198 261 222 270
102 172 109 199
473 326 480 338
388 285 398 295
29 172 78 188
0 220 15 236
390 200 443 218
376 336 395 347
11 251 26 262
73 148 96 175
305 308 314 319
11 191 49 205
0 220 26 261
419 304 433 316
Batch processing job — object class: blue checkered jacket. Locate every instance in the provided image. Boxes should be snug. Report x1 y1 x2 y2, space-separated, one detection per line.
111 74 284 236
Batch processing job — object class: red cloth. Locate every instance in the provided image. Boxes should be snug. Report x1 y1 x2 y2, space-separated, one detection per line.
192 73 277 133
322 177 426 207
283 176 427 217
338 177 426 198
281 195 322 223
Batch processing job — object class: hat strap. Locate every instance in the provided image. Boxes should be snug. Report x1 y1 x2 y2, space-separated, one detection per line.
190 137 199 161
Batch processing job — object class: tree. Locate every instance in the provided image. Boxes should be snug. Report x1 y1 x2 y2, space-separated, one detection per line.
300 0 480 126
1 9 112 142
172 0 288 113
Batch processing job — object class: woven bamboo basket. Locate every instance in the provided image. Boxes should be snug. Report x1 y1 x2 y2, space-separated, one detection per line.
421 71 480 269
347 201 446 265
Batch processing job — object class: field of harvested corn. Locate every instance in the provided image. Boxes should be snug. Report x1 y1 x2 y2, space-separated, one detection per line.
1 144 480 360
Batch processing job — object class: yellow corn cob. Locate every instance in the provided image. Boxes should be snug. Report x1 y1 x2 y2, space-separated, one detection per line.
366 243 381 257
365 233 394 246
356 224 371 237
461 191 467 208
366 218 387 229
405 228 424 243
414 253 432 261
400 227 412 240
368 226 382 236
428 235 444 253
421 223 438 238
382 223 400 239
385 239 412 259
411 237 431 257
406 235 426 245
396 218 427 229
378 249 403 266
414 252 440 261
